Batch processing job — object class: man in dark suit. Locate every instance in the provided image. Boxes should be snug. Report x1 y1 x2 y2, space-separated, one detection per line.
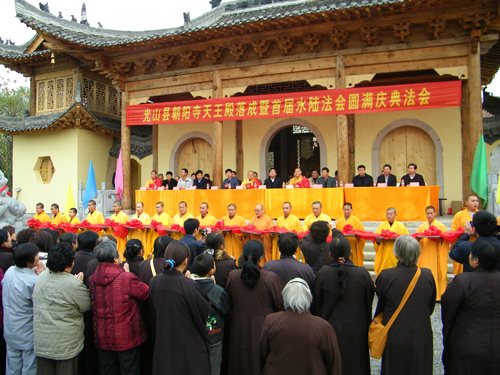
400 163 425 186
376 164 397 186
317 167 337 188
163 171 178 189
352 164 374 187
179 218 207 268
193 170 209 189
264 168 283 189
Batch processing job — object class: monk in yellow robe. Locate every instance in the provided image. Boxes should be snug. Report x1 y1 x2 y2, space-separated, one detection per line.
33 203 50 223
68 208 81 225
303 201 331 231
417 206 448 301
273 202 302 260
171 201 195 240
129 201 152 258
221 204 246 260
336 202 365 267
149 201 171 252
247 204 274 262
451 194 479 275
86 200 105 235
196 202 218 239
50 203 67 226
374 207 409 275
241 170 258 189
108 201 129 258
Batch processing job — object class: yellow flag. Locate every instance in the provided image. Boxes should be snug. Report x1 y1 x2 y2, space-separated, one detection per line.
497 171 500 204
65 181 76 215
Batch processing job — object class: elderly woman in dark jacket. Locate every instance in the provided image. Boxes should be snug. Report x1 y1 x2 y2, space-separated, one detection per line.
89 241 149 375
374 235 436 375
205 232 237 289
442 240 500 375
299 222 343 274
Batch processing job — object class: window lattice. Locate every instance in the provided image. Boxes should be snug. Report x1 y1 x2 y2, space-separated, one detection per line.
37 82 45 111
65 77 74 106
292 126 312 134
96 82 106 112
39 157 55 184
107 86 118 115
46 80 54 110
83 78 94 109
56 78 64 109
268 152 274 171
235 80 326 97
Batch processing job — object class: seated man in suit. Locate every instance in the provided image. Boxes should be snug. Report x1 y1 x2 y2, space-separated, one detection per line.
308 169 320 185
400 163 425 186
376 164 397 186
193 170 209 189
317 167 336 188
352 164 374 187
264 168 283 189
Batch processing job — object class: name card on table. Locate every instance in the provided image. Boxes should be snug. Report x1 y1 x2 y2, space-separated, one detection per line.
377 183 387 187
140 187 147 190
211 186 219 190
173 187 180 190
344 183 354 188
157 186 165 190
258 185 267 189
236 186 244 190
311 184 323 189
286 185 294 189
189 186 197 190
409 182 419 187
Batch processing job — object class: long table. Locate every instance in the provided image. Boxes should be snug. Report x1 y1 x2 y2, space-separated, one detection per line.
136 186 439 221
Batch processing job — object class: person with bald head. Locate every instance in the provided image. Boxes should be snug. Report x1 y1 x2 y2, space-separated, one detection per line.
221 204 246 259
287 168 310 188
373 207 409 275
247 204 274 262
272 202 302 260
303 201 331 231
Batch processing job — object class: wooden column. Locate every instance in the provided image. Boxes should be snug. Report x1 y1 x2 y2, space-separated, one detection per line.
121 90 132 210
347 114 355 182
212 70 223 186
29 77 36 116
152 125 158 172
461 42 482 202
236 119 244 177
336 55 349 185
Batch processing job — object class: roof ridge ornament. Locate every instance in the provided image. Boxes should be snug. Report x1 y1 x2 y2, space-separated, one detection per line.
80 3 89 26
38 2 50 14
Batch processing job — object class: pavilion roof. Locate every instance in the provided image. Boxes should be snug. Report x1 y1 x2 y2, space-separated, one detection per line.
14 0 408 48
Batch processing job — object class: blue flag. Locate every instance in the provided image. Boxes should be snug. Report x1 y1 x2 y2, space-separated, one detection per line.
83 160 98 207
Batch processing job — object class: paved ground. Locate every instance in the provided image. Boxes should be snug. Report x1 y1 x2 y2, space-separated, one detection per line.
369 298 444 374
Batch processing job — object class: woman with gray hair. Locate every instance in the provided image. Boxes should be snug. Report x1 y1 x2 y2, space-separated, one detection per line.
374 235 436 375
89 241 149 375
260 278 342 375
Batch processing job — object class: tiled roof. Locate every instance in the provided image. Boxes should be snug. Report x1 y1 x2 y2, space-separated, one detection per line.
0 34 49 62
15 0 407 48
483 92 500 116
110 134 152 160
0 102 120 133
484 115 500 145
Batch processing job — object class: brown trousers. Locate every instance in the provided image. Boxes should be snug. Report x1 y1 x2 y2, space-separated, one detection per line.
36 356 78 375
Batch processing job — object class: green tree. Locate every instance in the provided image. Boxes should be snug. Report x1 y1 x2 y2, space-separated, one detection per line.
0 76 30 192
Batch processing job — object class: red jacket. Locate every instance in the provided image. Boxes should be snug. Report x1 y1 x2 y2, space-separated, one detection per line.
90 263 149 351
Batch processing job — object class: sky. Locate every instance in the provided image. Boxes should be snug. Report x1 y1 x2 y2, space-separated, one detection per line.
1 0 500 96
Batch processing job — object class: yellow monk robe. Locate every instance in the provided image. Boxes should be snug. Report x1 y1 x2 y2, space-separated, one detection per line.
241 178 257 189
69 216 81 225
417 220 448 301
336 215 365 267
247 214 274 262
221 214 246 260
273 214 302 260
108 211 129 259
374 220 409 275
130 212 152 258
33 212 50 223
171 212 195 240
50 213 68 226
451 209 477 275
86 210 105 235
303 213 331 231
149 212 171 252
196 214 218 240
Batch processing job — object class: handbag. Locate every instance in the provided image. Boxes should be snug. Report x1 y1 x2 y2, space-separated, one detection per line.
368 268 421 359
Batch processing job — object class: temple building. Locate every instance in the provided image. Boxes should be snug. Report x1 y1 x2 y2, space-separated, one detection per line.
0 0 499 214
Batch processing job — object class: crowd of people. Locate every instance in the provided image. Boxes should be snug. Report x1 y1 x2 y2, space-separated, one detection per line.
0 190 499 374
143 163 426 190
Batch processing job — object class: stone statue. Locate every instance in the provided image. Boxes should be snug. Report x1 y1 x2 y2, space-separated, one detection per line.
0 170 26 226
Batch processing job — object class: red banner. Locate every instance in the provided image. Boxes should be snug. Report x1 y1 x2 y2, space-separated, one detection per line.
126 81 461 126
